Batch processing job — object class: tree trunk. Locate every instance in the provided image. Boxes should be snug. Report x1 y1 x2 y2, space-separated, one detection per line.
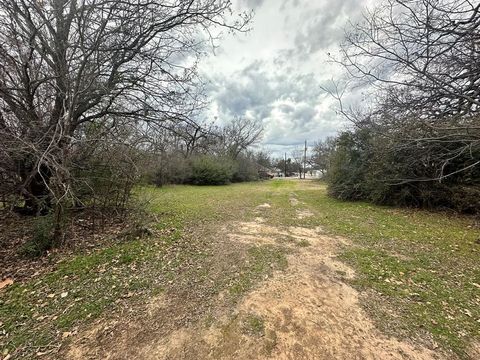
52 201 65 247
16 161 52 216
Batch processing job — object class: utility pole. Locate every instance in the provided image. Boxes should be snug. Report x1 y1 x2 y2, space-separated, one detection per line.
284 152 287 178
303 140 307 179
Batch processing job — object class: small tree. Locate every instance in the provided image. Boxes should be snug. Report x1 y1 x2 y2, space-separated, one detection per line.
291 148 305 179
311 137 335 176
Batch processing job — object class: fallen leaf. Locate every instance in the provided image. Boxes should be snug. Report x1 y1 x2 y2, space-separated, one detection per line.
0 278 13 290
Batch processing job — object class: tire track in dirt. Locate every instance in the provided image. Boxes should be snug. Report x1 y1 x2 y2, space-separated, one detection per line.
66 198 445 360
232 223 441 359
140 197 443 359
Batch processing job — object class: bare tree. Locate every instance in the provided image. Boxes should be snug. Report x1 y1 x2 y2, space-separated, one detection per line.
291 147 304 179
221 116 263 159
255 150 273 169
0 0 250 220
311 137 335 175
333 0 480 182
340 0 480 116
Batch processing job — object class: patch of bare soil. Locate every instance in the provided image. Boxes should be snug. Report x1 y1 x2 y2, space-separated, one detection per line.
144 224 440 359
65 206 445 360
296 209 314 219
289 195 300 207
256 203 272 210
233 226 441 360
467 341 480 358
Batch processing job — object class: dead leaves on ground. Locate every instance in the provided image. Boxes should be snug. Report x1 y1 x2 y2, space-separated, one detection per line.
0 278 13 290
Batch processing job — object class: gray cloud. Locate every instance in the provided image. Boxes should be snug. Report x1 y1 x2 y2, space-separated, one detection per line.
241 0 266 9
200 0 370 156
205 58 344 152
293 0 364 56
209 60 321 118
280 0 300 11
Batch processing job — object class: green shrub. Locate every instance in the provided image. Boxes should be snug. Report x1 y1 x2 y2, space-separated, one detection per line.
189 155 235 185
327 127 480 214
448 185 480 214
327 131 371 201
153 154 192 186
20 215 55 258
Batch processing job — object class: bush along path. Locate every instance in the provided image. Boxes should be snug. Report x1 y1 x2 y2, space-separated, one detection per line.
1 180 479 359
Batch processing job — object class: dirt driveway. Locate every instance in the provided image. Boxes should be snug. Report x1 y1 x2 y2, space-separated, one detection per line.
66 189 445 360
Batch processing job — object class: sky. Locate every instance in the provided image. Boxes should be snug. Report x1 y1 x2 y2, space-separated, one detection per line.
199 0 373 157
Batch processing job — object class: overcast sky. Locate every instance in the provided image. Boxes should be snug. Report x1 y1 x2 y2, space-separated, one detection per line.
199 0 373 157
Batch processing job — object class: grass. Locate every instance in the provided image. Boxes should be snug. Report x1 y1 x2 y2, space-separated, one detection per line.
228 245 288 297
292 181 480 358
0 182 283 359
242 313 266 336
1 179 478 359
1 235 171 357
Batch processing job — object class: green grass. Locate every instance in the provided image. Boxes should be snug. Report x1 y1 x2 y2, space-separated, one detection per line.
292 181 480 358
147 180 479 358
1 180 478 359
0 182 281 359
0 236 173 357
242 313 266 337
228 245 288 297
140 182 270 226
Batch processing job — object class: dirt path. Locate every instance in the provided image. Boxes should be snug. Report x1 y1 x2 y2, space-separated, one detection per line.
67 194 445 360
225 222 440 359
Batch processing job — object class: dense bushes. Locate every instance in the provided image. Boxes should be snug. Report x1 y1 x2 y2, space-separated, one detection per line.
231 154 260 183
20 215 55 258
326 131 372 201
152 153 262 186
324 0 480 214
72 142 139 211
153 154 191 187
327 125 480 213
190 156 235 185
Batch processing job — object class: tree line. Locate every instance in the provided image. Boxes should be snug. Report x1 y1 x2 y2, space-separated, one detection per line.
2 0 478 256
0 0 255 250
317 0 480 213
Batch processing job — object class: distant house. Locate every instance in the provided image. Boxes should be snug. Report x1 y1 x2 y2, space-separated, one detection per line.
273 168 284 177
256 165 275 179
305 170 323 178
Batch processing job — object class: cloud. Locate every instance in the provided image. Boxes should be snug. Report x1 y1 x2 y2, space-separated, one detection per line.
293 0 364 56
242 0 266 8
280 0 300 11
205 58 346 153
200 0 372 156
